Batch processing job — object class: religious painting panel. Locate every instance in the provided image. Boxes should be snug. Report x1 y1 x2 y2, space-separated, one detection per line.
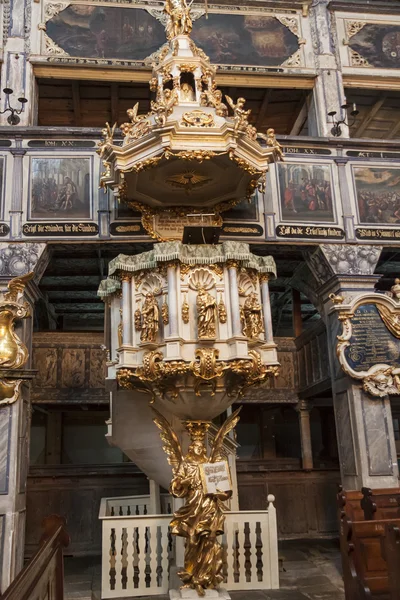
89 349 106 388
44 5 300 68
33 348 58 388
61 349 86 388
29 157 92 220
277 162 335 223
348 22 400 69
352 166 400 225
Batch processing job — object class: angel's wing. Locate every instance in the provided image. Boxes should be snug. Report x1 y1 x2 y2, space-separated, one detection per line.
210 406 241 463
5 272 34 301
152 407 183 471
130 103 139 121
225 95 235 111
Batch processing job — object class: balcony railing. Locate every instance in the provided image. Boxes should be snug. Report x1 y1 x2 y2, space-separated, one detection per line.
98 494 279 599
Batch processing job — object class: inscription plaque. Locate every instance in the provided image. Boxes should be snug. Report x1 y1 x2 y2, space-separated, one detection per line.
344 304 400 372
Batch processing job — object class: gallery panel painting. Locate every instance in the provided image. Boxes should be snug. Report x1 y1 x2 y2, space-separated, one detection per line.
353 166 400 225
278 163 335 223
46 6 299 66
30 157 91 219
0 157 4 216
349 23 400 69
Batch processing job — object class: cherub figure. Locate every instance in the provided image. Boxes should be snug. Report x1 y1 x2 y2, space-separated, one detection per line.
201 87 228 117
97 122 116 157
120 103 151 143
257 128 284 160
152 407 241 596
225 96 251 133
151 88 178 127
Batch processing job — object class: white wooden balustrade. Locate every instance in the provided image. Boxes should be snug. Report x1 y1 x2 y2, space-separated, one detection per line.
99 494 279 599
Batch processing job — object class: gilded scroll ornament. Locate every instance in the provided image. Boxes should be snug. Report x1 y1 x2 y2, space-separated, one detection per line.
197 288 217 338
120 103 151 142
181 110 215 128
140 293 159 343
162 297 169 325
201 86 228 117
134 307 142 332
97 122 116 158
0 379 22 406
182 294 190 323
0 273 33 369
152 407 241 596
151 88 178 127
218 294 227 324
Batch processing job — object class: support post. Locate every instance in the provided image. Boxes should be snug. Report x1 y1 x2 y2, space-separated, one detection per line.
227 261 241 337
296 400 313 471
260 274 274 343
167 264 179 338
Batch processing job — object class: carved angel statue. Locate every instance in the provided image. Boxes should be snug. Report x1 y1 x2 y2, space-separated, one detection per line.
257 128 284 160
140 293 159 343
152 407 241 596
151 88 178 127
164 0 193 40
201 87 228 117
197 288 217 338
242 292 264 339
225 96 251 132
120 103 151 143
97 122 116 157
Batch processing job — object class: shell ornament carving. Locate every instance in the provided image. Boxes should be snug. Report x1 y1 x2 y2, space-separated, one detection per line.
141 273 164 296
237 272 255 297
188 267 216 291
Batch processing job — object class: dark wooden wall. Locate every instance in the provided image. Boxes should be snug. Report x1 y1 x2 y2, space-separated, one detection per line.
238 465 340 538
25 464 149 556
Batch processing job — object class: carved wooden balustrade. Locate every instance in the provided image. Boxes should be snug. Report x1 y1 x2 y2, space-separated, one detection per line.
99 495 279 598
0 515 69 600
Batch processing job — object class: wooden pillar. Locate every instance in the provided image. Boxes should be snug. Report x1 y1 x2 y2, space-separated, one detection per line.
296 400 313 471
292 288 302 338
45 411 62 465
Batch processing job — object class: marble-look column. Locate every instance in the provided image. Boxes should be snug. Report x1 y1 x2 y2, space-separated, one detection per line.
227 261 241 337
167 264 178 338
296 400 313 471
0 0 38 126
304 244 399 490
308 0 348 138
260 274 274 343
0 243 48 593
10 146 26 239
121 274 132 346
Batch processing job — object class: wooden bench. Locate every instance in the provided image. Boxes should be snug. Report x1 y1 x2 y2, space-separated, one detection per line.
381 523 400 600
361 488 400 521
338 486 364 521
340 515 400 599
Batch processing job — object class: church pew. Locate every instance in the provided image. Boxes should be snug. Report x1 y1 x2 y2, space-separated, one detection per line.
337 486 364 521
381 523 400 600
340 516 400 599
361 488 400 521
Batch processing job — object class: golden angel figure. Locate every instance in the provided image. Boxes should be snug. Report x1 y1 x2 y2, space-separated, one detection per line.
197 288 217 338
225 96 251 133
164 0 193 40
242 292 264 339
140 293 159 343
152 407 241 596
97 122 116 157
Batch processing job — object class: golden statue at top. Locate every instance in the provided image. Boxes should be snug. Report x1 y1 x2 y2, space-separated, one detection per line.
242 292 264 339
140 293 159 343
197 288 217 338
153 407 241 596
164 0 193 40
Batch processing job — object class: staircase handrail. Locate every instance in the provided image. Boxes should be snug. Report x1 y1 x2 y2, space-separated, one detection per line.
0 515 70 600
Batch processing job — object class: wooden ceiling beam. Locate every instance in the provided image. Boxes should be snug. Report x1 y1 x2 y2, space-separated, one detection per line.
288 92 309 135
255 88 272 129
111 83 119 125
72 81 81 127
354 94 387 137
387 119 400 140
